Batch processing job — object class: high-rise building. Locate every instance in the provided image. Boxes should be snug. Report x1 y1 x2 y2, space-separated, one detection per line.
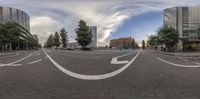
164 7 200 50
88 26 97 48
0 7 31 39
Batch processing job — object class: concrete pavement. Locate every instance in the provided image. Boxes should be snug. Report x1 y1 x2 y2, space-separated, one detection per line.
0 49 200 98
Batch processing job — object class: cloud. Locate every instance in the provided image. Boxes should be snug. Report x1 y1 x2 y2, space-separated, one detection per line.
30 16 62 44
1 0 200 46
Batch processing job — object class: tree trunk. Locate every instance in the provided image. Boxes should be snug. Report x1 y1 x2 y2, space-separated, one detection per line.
9 42 12 51
17 42 20 51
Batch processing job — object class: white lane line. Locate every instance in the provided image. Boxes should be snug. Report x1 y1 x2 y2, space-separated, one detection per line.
192 62 200 65
42 49 141 80
7 54 32 65
28 59 42 64
111 51 137 64
0 64 21 67
177 57 188 62
157 57 200 68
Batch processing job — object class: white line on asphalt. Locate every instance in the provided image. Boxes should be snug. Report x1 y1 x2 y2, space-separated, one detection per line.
0 64 22 67
7 54 32 65
177 57 188 62
157 57 200 68
42 49 141 80
28 59 42 64
111 51 137 64
192 62 200 65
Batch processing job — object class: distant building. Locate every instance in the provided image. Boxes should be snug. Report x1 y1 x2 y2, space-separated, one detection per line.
88 26 97 48
0 7 32 50
110 37 138 49
164 7 200 50
67 42 81 49
0 7 31 38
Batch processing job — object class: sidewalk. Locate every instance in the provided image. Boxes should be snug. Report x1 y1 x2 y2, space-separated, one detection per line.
0 51 18 57
156 50 200 57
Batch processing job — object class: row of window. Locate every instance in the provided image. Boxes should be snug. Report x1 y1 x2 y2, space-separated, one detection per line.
0 7 30 31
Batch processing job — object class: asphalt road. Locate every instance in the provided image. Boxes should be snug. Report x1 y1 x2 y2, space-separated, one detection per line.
0 49 200 99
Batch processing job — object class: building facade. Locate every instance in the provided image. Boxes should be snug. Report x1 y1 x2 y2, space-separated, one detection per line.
0 7 31 39
110 37 138 49
88 26 97 48
67 42 81 49
164 7 200 50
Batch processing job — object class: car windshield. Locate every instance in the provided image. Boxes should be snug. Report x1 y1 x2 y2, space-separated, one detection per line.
1 0 200 99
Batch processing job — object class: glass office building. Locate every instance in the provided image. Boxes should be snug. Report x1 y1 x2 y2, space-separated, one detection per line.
0 7 30 39
88 26 97 48
164 7 200 50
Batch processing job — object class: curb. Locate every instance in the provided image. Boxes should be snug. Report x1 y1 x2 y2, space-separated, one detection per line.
156 51 200 57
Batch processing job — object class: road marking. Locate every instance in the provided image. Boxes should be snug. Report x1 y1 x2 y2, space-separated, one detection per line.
111 51 136 64
0 54 32 67
7 54 32 65
157 57 200 68
192 62 200 65
0 64 22 67
42 49 141 80
28 59 42 64
177 57 188 62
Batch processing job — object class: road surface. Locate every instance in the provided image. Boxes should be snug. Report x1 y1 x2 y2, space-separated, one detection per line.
0 49 200 99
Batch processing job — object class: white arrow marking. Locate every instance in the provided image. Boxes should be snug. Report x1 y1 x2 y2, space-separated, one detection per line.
28 59 42 64
111 51 136 64
42 49 141 80
157 57 200 68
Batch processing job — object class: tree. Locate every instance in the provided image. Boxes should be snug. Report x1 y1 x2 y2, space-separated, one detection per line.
142 40 145 50
157 26 179 51
148 35 161 45
75 20 92 49
197 27 200 38
47 34 54 48
0 22 21 51
53 32 61 48
60 28 68 48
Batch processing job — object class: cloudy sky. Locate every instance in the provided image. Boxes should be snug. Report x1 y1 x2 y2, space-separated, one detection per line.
1 0 200 46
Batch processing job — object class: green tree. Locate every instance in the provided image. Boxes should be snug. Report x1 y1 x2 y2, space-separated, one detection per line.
0 22 21 51
142 40 145 50
47 34 54 48
75 20 92 49
60 28 68 48
197 27 200 38
148 35 161 45
157 26 179 51
53 32 61 48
